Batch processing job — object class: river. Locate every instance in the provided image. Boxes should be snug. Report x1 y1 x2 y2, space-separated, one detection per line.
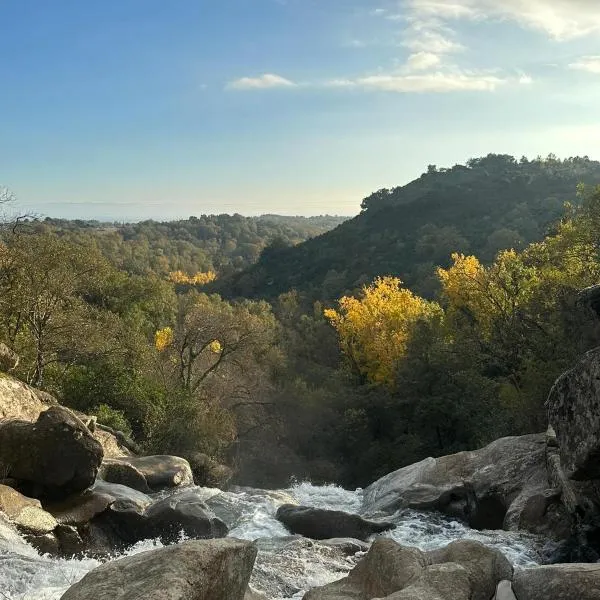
0 481 549 599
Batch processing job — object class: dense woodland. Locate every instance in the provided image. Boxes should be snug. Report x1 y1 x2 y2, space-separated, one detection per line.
41 214 348 279
2 154 600 489
218 154 600 302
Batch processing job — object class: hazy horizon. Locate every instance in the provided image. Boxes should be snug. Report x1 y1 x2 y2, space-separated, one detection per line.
2 0 600 220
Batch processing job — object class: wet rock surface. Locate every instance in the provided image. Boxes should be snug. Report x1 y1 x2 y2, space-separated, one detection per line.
59 538 258 600
277 504 394 541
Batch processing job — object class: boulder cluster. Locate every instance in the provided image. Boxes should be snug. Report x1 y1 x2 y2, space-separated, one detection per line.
3 322 600 599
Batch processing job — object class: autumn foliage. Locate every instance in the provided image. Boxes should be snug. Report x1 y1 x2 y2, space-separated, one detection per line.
168 270 217 286
324 276 441 386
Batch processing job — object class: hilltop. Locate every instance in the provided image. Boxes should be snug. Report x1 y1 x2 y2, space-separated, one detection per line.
216 155 600 301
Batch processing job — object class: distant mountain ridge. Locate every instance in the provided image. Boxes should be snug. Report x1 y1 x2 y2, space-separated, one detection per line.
38 214 349 278
216 154 600 302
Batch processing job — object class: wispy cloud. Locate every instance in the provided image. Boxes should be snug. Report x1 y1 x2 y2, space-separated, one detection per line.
569 56 600 74
326 70 526 93
405 51 442 72
405 0 600 41
227 73 297 90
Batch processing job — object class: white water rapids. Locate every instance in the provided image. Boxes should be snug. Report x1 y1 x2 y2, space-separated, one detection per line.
0 482 549 600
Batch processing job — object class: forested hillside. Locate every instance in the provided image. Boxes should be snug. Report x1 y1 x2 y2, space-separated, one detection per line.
42 214 347 278
218 155 600 301
3 157 600 492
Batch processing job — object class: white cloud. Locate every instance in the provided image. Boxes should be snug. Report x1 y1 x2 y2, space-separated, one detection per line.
403 29 465 54
327 70 509 93
569 56 600 74
407 0 600 40
227 73 297 90
405 51 442 71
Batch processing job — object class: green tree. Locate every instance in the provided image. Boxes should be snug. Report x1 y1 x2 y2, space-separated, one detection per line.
0 233 117 386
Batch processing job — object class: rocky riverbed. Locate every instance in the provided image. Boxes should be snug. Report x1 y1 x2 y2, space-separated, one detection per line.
1 481 547 600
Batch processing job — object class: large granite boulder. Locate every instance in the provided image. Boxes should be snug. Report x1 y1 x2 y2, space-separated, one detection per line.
303 538 428 599
303 538 512 600
276 504 394 541
0 406 103 499
0 373 131 459
60 538 257 600
104 455 193 491
94 488 228 547
362 434 551 533
547 347 600 480
428 540 512 600
513 564 600 600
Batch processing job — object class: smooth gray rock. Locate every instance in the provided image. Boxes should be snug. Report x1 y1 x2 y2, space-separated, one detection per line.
60 538 257 600
513 564 600 600
91 479 152 510
363 434 550 533
547 347 600 480
277 504 394 541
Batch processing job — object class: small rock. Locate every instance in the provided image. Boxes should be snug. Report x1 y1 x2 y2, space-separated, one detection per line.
98 460 150 493
494 579 517 600
318 537 369 555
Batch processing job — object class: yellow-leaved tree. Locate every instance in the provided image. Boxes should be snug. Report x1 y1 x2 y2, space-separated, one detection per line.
437 251 540 342
324 276 442 387
168 271 217 286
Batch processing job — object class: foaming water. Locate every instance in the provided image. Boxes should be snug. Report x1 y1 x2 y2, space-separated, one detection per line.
0 539 165 600
286 481 363 514
0 481 544 600
385 509 543 565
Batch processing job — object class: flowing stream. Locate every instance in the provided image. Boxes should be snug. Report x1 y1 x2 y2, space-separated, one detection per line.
0 482 549 600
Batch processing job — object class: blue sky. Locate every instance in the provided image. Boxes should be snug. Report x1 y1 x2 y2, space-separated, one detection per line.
1 0 599 221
